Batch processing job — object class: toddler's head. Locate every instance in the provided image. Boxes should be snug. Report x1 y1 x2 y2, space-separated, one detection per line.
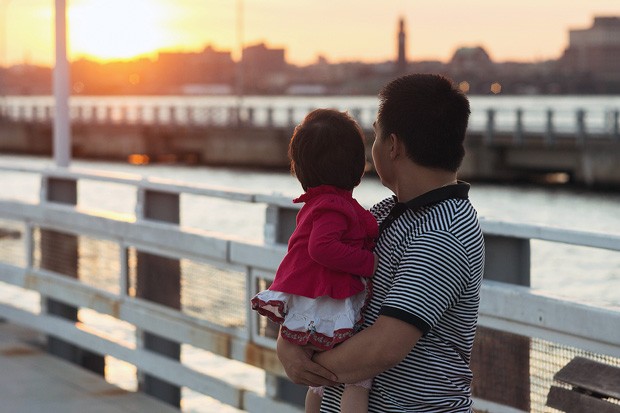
289 109 367 191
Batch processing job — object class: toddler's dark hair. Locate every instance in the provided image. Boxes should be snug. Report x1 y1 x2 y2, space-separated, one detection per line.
289 109 367 191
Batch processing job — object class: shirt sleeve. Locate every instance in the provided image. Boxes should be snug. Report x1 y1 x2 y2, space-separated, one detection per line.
379 231 469 334
307 207 376 278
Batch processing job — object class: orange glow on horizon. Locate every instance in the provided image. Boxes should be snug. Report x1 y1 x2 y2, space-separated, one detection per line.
3 1 620 67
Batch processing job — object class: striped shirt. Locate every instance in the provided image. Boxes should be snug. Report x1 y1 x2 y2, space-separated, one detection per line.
321 182 485 413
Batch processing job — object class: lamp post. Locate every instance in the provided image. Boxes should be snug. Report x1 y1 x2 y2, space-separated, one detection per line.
53 0 71 167
0 0 10 66
0 0 11 103
235 0 244 124
44 0 105 382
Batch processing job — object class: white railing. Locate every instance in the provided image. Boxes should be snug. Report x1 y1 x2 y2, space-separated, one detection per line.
0 165 619 413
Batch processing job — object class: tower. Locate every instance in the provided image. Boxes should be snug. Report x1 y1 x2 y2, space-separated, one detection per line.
397 17 407 73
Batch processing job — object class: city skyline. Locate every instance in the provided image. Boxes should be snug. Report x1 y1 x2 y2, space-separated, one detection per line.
1 0 619 67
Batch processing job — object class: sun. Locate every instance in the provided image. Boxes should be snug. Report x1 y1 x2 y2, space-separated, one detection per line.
69 0 173 61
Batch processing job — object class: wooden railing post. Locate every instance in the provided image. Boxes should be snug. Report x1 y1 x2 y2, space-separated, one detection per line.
611 109 619 141
40 175 105 376
32 106 40 123
472 233 532 411
485 108 495 144
75 105 83 125
205 107 214 126
169 106 177 125
514 108 524 145
135 187 181 407
264 204 297 245
287 107 295 127
120 106 128 124
545 108 555 145
135 106 144 125
483 234 531 286
230 106 240 126
263 202 307 407
153 106 161 125
105 106 113 124
186 106 194 126
266 107 274 127
576 109 586 145
45 105 53 123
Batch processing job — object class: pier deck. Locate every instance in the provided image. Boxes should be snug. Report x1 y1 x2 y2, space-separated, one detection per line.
0 322 179 413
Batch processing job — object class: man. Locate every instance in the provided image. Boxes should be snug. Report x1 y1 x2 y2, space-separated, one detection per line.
277 73 485 412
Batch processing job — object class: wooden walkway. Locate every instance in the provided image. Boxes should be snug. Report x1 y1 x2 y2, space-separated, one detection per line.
0 322 179 413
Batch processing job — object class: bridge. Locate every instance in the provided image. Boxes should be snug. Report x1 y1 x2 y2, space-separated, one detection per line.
1 102 620 188
0 164 619 412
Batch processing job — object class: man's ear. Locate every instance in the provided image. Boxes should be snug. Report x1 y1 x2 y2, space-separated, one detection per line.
389 133 401 160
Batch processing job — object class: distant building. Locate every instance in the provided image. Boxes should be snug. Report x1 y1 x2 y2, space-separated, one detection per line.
396 17 407 73
449 46 493 73
157 45 235 91
561 16 620 80
197 45 236 83
242 43 287 92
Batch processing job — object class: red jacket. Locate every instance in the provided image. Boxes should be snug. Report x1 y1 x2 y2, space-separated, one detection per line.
269 185 378 299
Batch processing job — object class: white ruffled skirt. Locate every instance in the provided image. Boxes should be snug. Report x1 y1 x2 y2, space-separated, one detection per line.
251 281 370 350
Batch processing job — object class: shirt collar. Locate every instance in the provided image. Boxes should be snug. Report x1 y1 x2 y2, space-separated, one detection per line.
379 181 470 234
399 180 470 211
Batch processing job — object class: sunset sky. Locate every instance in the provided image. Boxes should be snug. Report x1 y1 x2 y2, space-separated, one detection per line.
1 0 619 67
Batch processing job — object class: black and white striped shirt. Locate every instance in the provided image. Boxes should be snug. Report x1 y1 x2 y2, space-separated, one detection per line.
321 182 485 413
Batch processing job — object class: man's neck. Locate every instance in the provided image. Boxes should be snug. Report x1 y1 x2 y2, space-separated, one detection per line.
392 164 457 203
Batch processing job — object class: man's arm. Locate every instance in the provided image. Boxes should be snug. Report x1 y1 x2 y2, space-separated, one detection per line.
314 315 422 383
277 315 422 385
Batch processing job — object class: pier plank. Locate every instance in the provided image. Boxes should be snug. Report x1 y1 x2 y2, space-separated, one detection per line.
0 322 179 413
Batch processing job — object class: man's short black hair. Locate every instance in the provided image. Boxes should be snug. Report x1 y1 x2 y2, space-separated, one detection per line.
289 109 367 191
377 73 470 172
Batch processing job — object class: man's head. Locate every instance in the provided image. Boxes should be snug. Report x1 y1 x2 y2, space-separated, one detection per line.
375 74 470 172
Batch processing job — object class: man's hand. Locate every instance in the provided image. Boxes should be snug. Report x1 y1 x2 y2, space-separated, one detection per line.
276 334 339 387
